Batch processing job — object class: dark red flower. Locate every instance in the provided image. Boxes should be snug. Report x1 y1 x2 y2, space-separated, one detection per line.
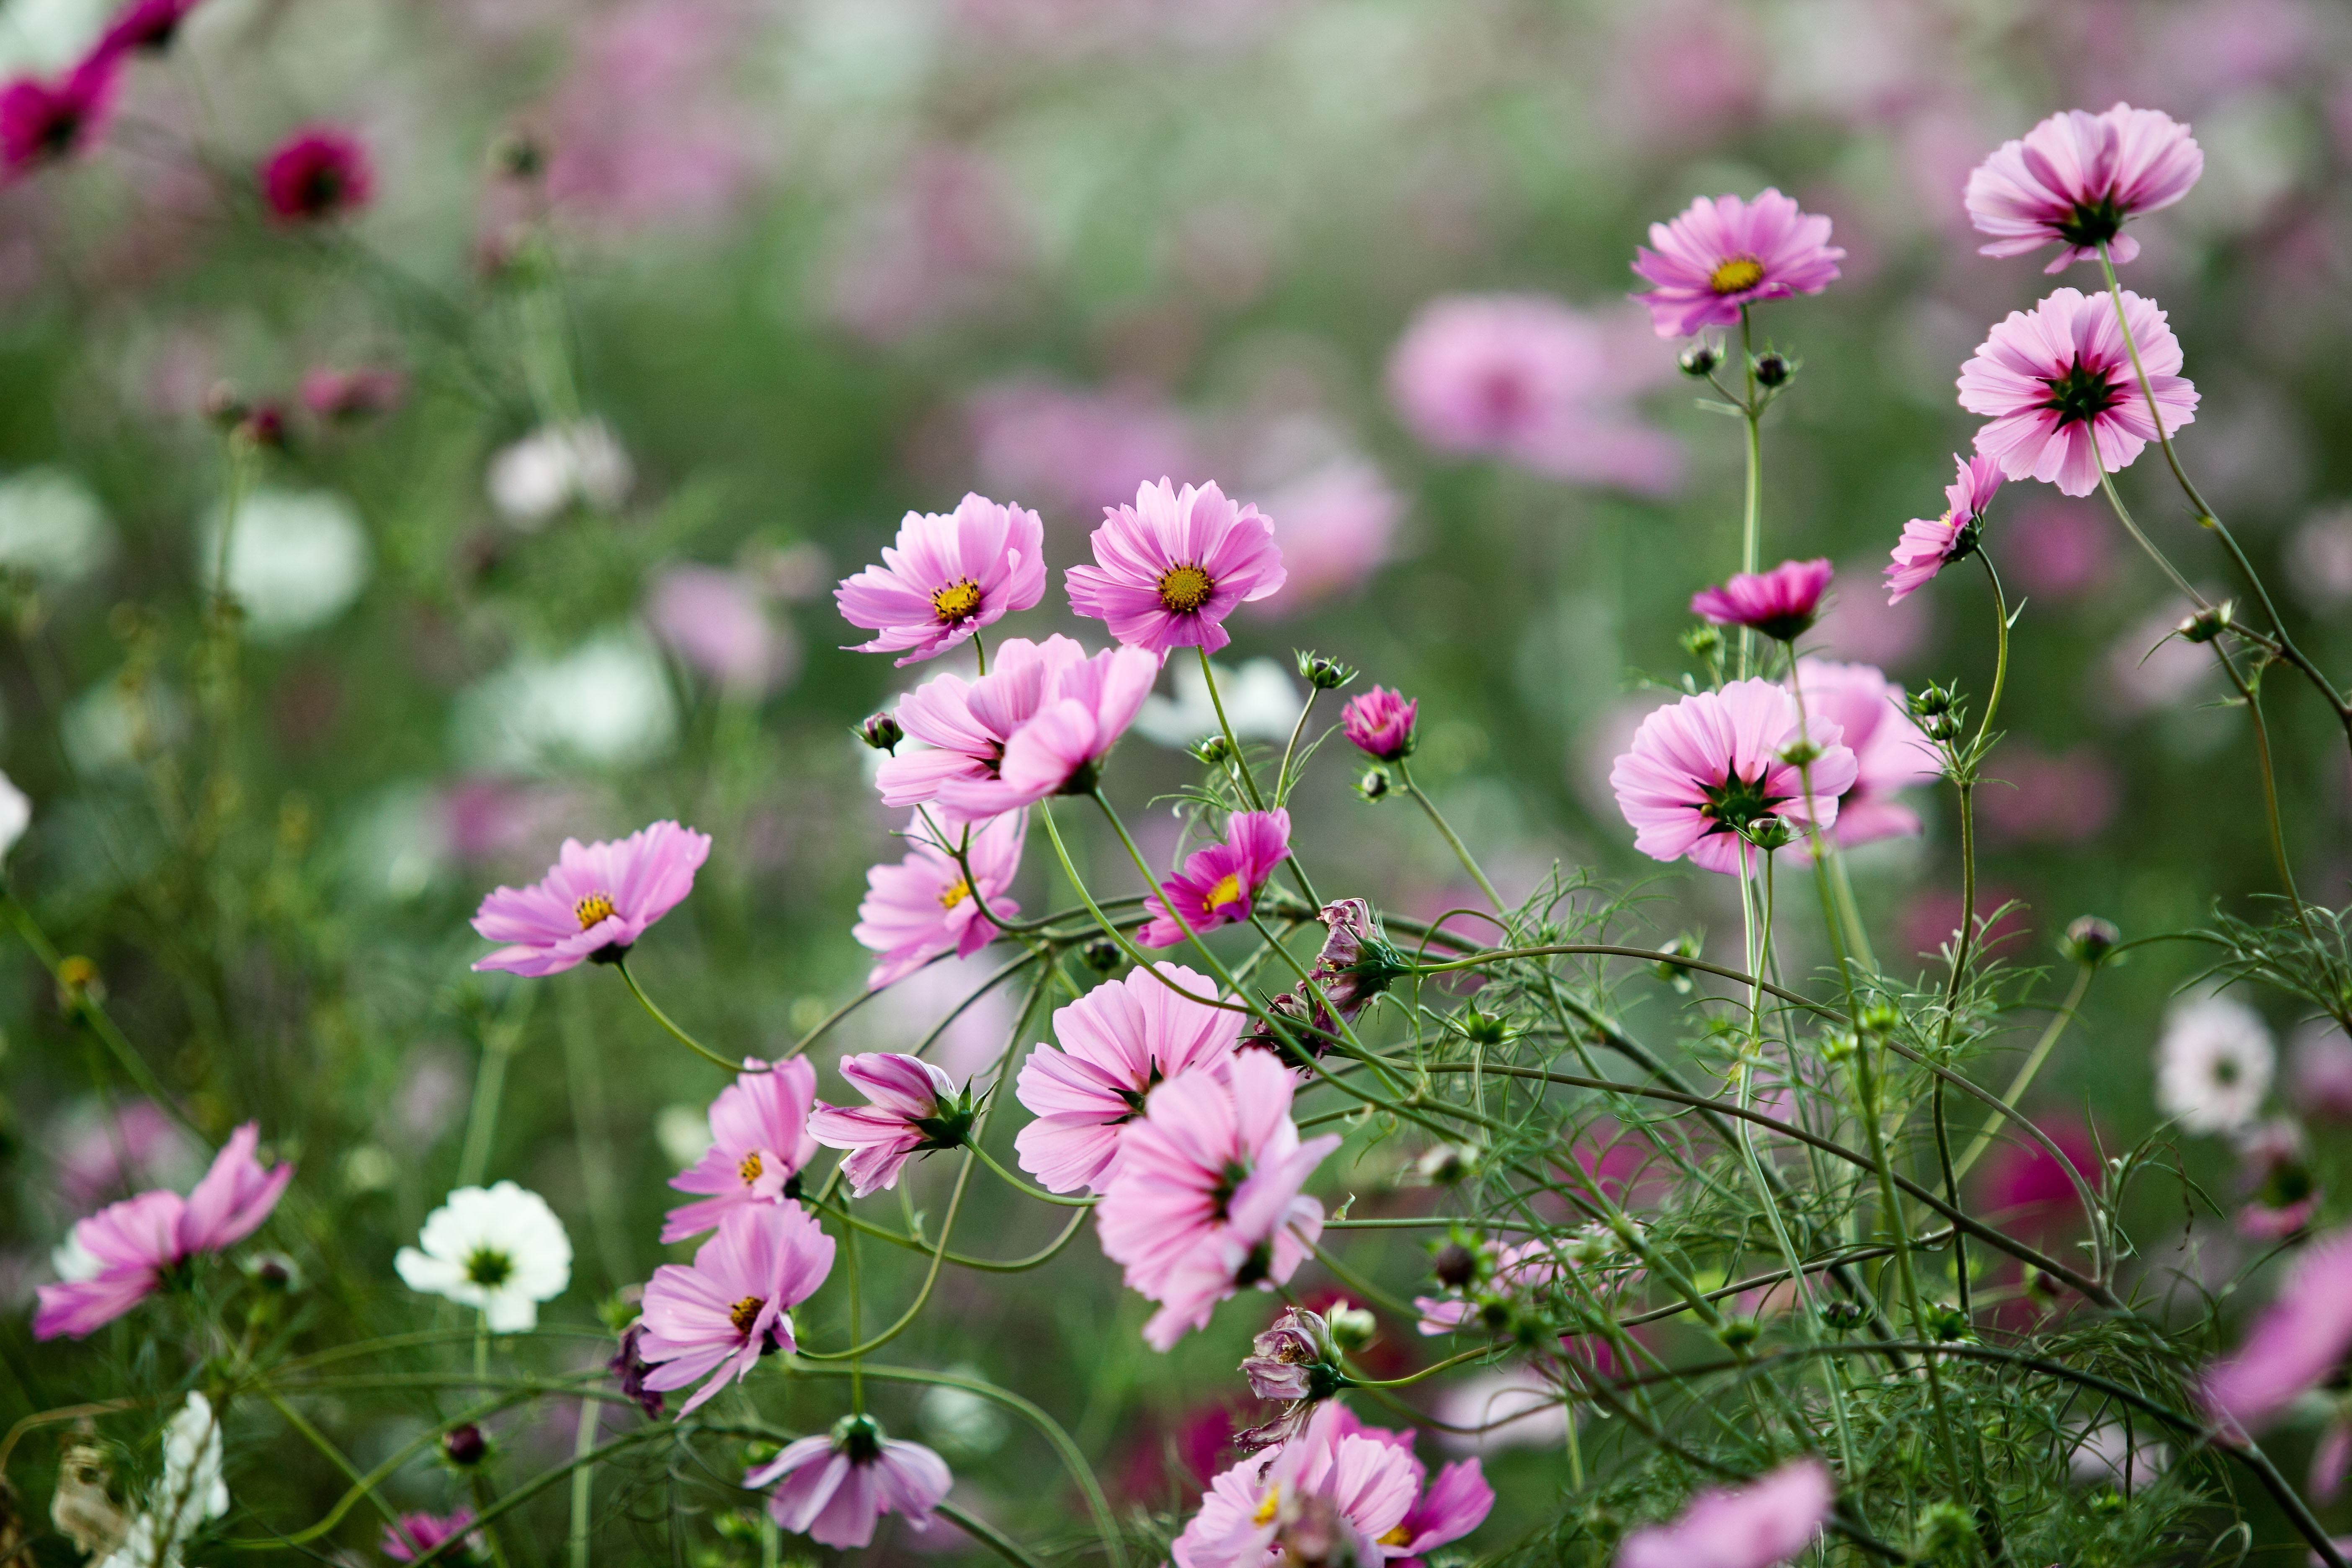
259 126 372 222
0 56 121 182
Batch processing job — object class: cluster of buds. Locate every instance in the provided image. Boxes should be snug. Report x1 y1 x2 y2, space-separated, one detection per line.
1908 682 1964 742
1294 649 1357 691
1242 899 1409 1058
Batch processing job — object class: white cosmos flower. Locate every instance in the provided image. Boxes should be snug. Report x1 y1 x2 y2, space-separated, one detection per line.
395 1181 572 1331
451 628 678 772
200 489 372 637
0 468 115 583
0 770 28 858
1134 656 1302 749
485 420 633 529
2155 993 2275 1136
97 1392 228 1568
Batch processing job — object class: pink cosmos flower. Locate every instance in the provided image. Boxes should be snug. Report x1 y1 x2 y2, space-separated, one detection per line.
854 810 1025 988
835 493 1048 666
299 366 406 421
809 1054 972 1197
2236 1120 2319 1241
1617 1460 1834 1568
469 820 711 977
1886 455 2004 604
1416 1238 1564 1335
1609 678 1859 876
635 1203 836 1417
1013 962 1240 1194
877 634 1088 815
0 56 121 182
1139 810 1290 949
1246 458 1407 610
745 1414 952 1549
35 1123 293 1340
382 1511 477 1563
966 376 1199 524
95 0 201 54
1964 104 2203 273
54 1101 197 1210
259 126 373 223
1793 659 1937 850
662 1055 821 1243
1097 1049 1342 1350
1630 190 1844 339
1957 287 2199 498
935 644 1158 818
1342 687 1418 763
1065 479 1287 656
647 565 792 694
2200 1227 2352 1435
1690 558 1834 642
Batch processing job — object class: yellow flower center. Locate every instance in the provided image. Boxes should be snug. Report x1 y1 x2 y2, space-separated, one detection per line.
931 578 984 623
1157 563 1214 614
939 877 972 910
1380 1526 1413 1547
738 1151 763 1184
1708 255 1766 294
1205 872 1245 910
729 1296 763 1335
1253 1485 1282 1526
574 892 617 930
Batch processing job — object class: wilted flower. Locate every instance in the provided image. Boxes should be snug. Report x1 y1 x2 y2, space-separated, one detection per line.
2200 1227 2352 1435
809 1054 974 1197
1690 558 1834 642
1240 1306 1343 1403
1964 104 2203 273
394 1181 572 1331
1341 687 1418 763
835 493 1048 666
1957 287 2198 498
1616 1458 1835 1568
745 1413 952 1549
662 1056 821 1243
853 811 1025 988
259 126 373 222
469 820 711 977
1065 479 1287 655
1610 679 1858 875
2154 993 2274 1136
635 1204 836 1416
1886 455 2003 604
1139 810 1290 949
1630 190 1844 339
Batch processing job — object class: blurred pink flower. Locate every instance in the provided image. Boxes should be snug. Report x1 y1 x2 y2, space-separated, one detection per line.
662 1055 821 1243
648 564 796 693
968 377 1198 526
54 1102 196 1210
469 820 711 977
935 643 1157 818
2286 506 2352 611
1066 479 1284 655
392 1049 468 1142
259 126 372 222
853 810 1025 988
0 57 122 182
1139 810 1289 949
96 0 203 56
836 493 1047 667
1958 287 2197 498
1974 1117 2097 1238
1964 104 2202 273
1814 554 1934 668
746 1416 951 1549
2200 1226 2352 1435
1616 1458 1834 1568
1244 458 1404 611
810 1053 970 1197
2236 1120 2319 1240
1601 1 1758 147
300 366 406 421
637 1203 835 1416
382 1511 477 1563
1794 658 1937 849
1900 884 2027 962
1610 678 1857 875
1974 744 2117 846
1630 191 1843 339
2005 498 2113 599
1692 558 1833 642
1886 456 2001 604
2293 1021 2352 1122
855 953 1016 1086
1342 686 1417 763
826 148 1027 343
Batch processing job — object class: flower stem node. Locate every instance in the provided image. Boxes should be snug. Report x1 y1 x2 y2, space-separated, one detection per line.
1678 340 1723 377
2060 915 2122 968
1294 650 1357 691
1751 349 1795 388
2179 600 2234 644
858 712 903 753
1355 766 1393 802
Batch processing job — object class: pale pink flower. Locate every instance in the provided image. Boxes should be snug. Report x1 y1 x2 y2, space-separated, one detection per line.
1886 455 2003 604
1975 745 2117 847
834 494 1048 666
2236 1120 2319 1241
1609 678 1859 875
382 1511 477 1563
1813 554 1933 668
647 565 794 694
662 1055 821 1243
746 1415 952 1549
1616 1458 1834 1568
1691 558 1834 642
2200 1227 2352 1435
2006 499 2112 599
1964 104 2203 273
966 377 1197 524
809 1054 971 1197
1139 810 1290 949
1630 191 1844 339
1794 659 1937 849
636 1203 836 1416
1066 479 1285 656
933 644 1158 817
1013 962 1240 1194
1342 687 1417 763
1246 458 1406 611
469 820 711 977
2315 1416 2352 1505
853 810 1026 988
2156 993 2274 1137
1096 1050 1341 1350
35 1123 293 1339
1957 287 2199 498
875 634 1088 817
54 1102 197 1210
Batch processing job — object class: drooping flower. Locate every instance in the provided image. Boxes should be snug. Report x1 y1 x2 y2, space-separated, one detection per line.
1013 962 1241 1194
1691 558 1834 642
1242 898 1413 1056
96 0 204 56
1886 455 2004 604
809 1054 974 1197
635 1203 836 1417
0 56 122 181
935 643 1158 817
394 1182 573 1331
745 1413 953 1549
835 493 1048 666
1957 286 2199 498
1097 1050 1342 1350
1065 479 1287 656
35 1123 294 1340
1609 679 1859 875
1630 190 1844 339
853 811 1025 989
662 1055 821 1243
2235 1120 2319 1240
1240 1305 1343 1403
2200 1227 2352 1435
1139 810 1291 949
469 820 712 977
1964 104 2203 273
259 126 373 222
1792 659 1938 850
1615 1458 1835 1568
382 1511 478 1564
54 1100 196 1210
1342 687 1418 763
2154 993 2274 1136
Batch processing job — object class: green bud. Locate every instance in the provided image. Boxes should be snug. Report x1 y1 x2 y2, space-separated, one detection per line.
2178 600 2233 643
1913 1501 1977 1565
1295 650 1357 691
1715 1316 1762 1353
1678 341 1721 377
2060 915 2121 968
1751 349 1794 388
1192 735 1235 766
1357 766 1393 802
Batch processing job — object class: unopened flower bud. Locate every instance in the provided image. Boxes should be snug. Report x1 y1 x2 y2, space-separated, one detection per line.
1715 1316 1762 1352
1458 1006 1511 1046
1920 710 1962 742
1926 1302 1973 1342
1678 341 1720 377
237 405 287 450
1908 683 1955 718
489 130 545 180
1818 1299 1865 1330
243 1251 303 1292
858 712 903 753
1751 349 1794 388
1857 1003 1901 1035
1679 624 1723 661
1356 766 1392 802
1193 734 1235 766
1653 933 1701 994
1415 1143 1478 1186
2179 600 2233 643
1913 1501 1977 1565
1743 817 1794 852
1080 938 1124 975
1294 650 1356 691
2060 915 2121 968
1326 1302 1377 1354
442 1423 488 1466
1432 1241 1478 1289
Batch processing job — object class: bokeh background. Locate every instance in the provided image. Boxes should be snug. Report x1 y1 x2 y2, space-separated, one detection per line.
4 0 2352 1555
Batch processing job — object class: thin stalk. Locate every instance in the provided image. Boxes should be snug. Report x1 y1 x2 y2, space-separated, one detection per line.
2213 645 2313 946
1273 685 1320 805
568 1395 598 1568
1738 307 1762 680
1952 964 2094 1182
614 959 743 1072
1197 646 1268 812
1397 761 1503 911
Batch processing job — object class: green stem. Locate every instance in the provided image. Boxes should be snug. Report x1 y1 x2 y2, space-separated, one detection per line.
614 959 742 1072
568 1394 597 1568
1738 308 1762 680
1398 762 1503 912
1274 684 1319 805
1952 963 2094 1183
2213 645 2317 950
1197 646 1268 812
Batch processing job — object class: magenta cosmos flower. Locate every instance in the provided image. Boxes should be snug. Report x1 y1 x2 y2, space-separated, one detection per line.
835 493 1047 666
1691 558 1834 642
1609 678 1859 876
635 1202 836 1417
1957 286 2198 498
1793 659 1938 850
809 1054 973 1197
260 126 373 222
1617 1458 1834 1568
746 1414 952 1549
1171 1402 1492 1568
1965 104 2203 273
1886 455 2003 605
1097 1049 1342 1350
1139 810 1290 949
1013 962 1240 1193
0 55 121 182
470 820 711 977
1630 190 1844 339
36 1123 293 1340
1065 479 1286 656
382 1512 477 1563
662 1055 820 1243
96 0 202 55
853 810 1024 988
2200 1226 2352 1436
1342 687 1418 763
